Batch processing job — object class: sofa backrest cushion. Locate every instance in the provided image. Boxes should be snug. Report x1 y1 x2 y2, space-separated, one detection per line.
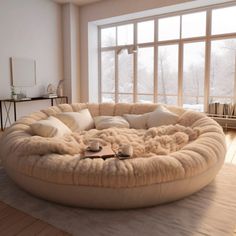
55 109 95 131
30 116 71 137
94 116 130 130
147 105 179 128
123 114 149 129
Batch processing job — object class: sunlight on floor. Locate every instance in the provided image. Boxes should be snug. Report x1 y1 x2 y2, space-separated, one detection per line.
224 129 236 164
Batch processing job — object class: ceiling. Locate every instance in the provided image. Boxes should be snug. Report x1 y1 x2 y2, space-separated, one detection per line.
53 0 104 6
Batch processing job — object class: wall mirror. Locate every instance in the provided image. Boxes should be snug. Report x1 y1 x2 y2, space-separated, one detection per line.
11 57 36 87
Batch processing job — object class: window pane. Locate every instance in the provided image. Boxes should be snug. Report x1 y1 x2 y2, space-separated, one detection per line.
183 97 204 112
183 42 205 111
182 11 206 38
101 27 116 47
118 50 133 93
138 20 154 43
158 96 177 105
210 39 236 103
158 16 180 41
158 44 178 103
137 47 154 94
137 95 153 103
212 6 236 35
118 94 133 103
209 97 232 104
118 24 133 45
102 94 115 103
101 51 115 93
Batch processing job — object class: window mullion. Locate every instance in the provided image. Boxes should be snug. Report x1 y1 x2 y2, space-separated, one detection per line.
204 9 212 112
133 23 138 103
178 42 183 107
234 52 236 104
114 26 119 103
115 50 119 103
178 15 183 107
154 18 158 103
98 28 102 103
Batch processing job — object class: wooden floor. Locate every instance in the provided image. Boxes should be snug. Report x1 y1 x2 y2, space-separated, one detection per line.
224 129 236 164
0 129 236 235
0 134 69 235
0 202 70 235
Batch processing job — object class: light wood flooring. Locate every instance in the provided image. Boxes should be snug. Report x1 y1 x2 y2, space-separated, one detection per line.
0 132 70 235
0 202 70 235
224 129 236 164
0 129 236 235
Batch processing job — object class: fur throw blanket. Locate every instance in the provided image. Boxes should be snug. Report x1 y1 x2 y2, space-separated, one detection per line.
13 125 200 158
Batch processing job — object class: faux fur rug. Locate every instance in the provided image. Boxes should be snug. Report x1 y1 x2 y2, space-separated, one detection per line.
0 165 236 236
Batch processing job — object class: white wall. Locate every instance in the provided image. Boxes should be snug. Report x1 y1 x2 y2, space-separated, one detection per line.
62 3 80 103
0 0 63 124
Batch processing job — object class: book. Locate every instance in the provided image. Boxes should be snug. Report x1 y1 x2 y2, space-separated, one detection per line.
19 97 31 101
83 145 115 159
43 94 58 98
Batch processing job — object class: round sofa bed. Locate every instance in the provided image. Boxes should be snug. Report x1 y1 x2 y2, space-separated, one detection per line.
0 103 226 209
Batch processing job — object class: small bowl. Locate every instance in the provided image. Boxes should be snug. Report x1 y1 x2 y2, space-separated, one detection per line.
117 152 130 159
86 146 102 152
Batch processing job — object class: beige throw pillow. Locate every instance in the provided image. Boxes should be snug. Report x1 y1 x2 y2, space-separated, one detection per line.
94 116 130 130
56 109 94 131
30 116 71 137
123 114 149 129
147 105 179 128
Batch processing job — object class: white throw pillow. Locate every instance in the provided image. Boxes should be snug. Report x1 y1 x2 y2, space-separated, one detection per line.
147 105 179 128
94 116 130 130
30 116 71 137
123 114 149 129
55 109 94 131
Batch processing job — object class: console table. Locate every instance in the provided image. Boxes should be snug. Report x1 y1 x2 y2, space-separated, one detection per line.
0 96 68 131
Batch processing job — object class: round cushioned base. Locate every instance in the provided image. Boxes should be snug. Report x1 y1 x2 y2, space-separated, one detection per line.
1 103 226 209
6 158 223 209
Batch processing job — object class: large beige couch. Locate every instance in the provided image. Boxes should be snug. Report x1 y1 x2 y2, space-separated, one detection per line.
0 103 226 209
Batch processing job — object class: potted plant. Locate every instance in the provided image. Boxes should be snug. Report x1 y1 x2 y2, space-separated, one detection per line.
11 86 17 100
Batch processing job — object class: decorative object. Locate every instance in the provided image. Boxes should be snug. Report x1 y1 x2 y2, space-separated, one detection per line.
127 45 138 54
120 144 133 157
11 86 17 100
84 145 115 159
17 90 27 100
0 103 226 209
57 80 64 97
45 83 57 98
12 95 18 100
89 140 100 151
86 145 102 153
11 57 36 87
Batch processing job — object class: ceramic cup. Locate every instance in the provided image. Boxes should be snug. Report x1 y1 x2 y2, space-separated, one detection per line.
121 144 133 157
90 140 100 151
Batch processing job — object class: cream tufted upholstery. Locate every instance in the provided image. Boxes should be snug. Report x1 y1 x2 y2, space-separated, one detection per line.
0 103 226 209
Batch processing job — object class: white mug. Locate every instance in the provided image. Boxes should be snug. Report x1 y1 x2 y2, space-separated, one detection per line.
121 144 133 157
90 141 100 151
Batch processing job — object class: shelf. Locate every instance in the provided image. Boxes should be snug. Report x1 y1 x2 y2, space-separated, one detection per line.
0 96 68 131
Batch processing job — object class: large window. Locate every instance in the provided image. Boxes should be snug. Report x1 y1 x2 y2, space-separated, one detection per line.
99 3 236 112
